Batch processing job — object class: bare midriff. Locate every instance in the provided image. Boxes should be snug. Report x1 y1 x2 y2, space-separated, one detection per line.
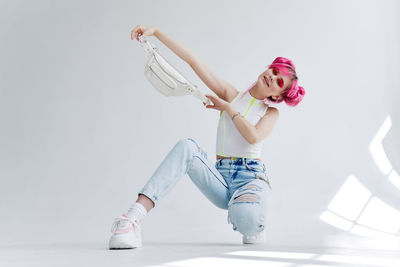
216 155 262 161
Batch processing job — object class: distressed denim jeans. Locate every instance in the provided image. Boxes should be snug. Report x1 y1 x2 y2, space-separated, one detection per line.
138 138 272 236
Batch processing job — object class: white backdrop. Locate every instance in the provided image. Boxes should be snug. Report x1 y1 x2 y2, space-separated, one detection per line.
1 0 399 250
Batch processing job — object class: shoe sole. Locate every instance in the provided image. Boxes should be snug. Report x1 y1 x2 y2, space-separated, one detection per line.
242 234 266 244
242 240 266 244
109 233 142 249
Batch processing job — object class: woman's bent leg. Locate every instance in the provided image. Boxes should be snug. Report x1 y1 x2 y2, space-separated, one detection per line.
227 178 270 236
138 138 230 210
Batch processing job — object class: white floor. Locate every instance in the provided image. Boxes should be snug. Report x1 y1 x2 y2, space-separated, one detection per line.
1 242 400 267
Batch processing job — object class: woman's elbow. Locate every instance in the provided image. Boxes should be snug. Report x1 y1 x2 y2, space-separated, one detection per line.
248 135 258 145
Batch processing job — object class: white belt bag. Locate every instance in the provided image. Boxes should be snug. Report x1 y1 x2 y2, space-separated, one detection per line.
138 35 212 106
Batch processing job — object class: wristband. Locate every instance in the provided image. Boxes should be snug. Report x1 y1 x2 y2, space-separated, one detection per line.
232 112 241 121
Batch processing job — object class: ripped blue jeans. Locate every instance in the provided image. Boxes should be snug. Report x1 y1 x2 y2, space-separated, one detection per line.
138 138 272 237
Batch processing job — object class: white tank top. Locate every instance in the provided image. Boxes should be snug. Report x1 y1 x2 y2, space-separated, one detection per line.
216 89 269 159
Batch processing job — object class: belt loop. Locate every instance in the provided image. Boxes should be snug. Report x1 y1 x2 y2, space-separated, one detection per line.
245 161 251 171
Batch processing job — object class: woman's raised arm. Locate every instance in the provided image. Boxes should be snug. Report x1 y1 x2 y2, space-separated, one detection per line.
131 26 238 102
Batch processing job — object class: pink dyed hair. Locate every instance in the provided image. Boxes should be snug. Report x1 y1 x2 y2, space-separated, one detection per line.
245 57 306 107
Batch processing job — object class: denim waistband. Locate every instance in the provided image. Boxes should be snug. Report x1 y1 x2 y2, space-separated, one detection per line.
217 157 263 166
216 158 269 188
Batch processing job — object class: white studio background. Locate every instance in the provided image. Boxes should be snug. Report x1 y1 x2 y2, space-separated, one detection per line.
1 0 399 250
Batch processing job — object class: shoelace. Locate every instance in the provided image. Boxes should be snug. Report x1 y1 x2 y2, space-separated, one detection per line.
110 215 139 233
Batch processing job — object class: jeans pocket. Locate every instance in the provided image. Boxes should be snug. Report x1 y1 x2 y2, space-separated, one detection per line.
245 161 265 173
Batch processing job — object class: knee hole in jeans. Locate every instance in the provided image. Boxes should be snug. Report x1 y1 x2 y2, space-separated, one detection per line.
231 184 262 204
243 184 261 190
233 193 259 203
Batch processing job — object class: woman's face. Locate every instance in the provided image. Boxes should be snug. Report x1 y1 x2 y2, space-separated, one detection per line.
257 67 292 100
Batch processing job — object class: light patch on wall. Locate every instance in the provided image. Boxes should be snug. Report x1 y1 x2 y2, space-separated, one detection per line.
357 197 400 234
327 175 371 221
369 116 392 175
388 169 400 191
320 115 400 240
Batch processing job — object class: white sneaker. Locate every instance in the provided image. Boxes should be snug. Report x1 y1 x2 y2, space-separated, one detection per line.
109 214 142 249
242 230 266 244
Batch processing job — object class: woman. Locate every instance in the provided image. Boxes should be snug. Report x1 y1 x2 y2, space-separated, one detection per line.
109 25 305 249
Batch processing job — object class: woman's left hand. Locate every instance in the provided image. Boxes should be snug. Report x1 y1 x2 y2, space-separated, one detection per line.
203 94 230 111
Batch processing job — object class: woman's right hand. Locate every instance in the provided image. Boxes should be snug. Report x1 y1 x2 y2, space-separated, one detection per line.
131 25 158 42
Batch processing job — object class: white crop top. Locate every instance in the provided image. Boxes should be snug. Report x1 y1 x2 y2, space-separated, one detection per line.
216 90 269 159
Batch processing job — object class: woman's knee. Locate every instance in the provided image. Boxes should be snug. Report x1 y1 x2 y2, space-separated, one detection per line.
228 202 265 236
175 138 198 153
175 138 208 161
227 183 267 236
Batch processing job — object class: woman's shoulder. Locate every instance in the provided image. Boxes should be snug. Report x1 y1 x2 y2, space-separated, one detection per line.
265 106 279 116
